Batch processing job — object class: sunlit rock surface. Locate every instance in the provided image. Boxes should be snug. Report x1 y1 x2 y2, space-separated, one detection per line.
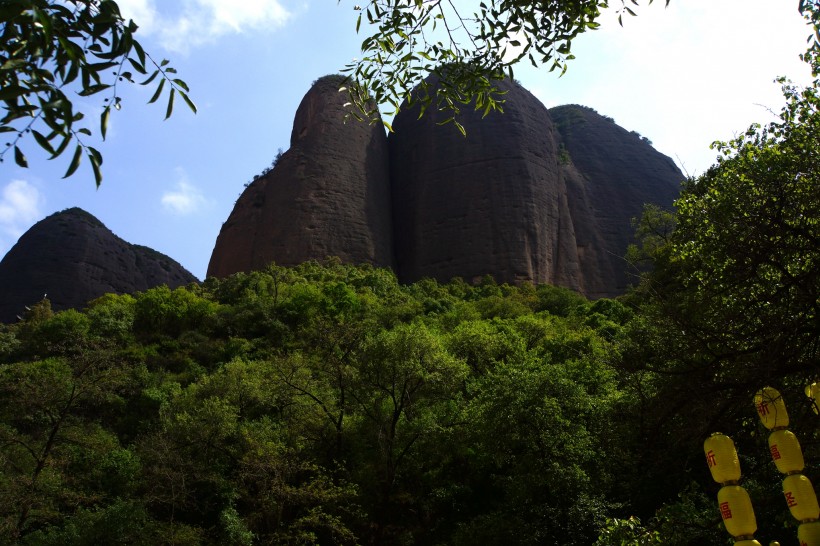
207 75 394 278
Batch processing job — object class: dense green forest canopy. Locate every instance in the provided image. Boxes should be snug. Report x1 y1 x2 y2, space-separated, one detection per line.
1 249 818 544
0 261 643 545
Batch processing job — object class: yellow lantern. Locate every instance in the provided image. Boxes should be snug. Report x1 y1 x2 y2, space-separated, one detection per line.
799 520 820 546
755 387 789 430
705 433 741 484
733 541 762 546
783 474 820 522
768 429 805 474
806 383 820 415
718 485 757 538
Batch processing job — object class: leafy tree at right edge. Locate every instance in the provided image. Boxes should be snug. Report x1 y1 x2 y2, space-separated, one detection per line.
616 5 820 543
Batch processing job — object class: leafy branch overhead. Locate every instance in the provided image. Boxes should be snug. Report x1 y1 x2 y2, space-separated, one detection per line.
343 0 669 133
0 0 195 186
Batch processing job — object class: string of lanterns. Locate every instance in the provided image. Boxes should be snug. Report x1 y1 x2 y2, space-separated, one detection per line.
704 431 761 545
755 387 820 546
704 386 820 546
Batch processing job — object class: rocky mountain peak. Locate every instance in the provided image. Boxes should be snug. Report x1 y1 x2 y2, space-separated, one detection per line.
207 76 684 298
207 74 394 278
0 208 197 323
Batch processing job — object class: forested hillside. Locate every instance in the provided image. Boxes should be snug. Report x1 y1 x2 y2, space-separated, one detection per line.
1 250 817 545
0 261 645 545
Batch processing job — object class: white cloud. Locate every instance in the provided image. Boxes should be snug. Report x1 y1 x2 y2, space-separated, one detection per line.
116 0 159 33
198 0 290 33
119 0 291 53
0 179 44 256
161 172 208 215
522 0 812 175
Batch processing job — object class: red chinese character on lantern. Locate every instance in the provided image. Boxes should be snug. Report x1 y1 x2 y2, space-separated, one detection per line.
786 491 798 507
706 450 716 467
757 401 770 416
771 444 782 460
720 501 732 520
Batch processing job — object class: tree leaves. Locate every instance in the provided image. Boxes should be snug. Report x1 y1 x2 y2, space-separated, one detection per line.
13 145 27 167
148 78 166 104
345 0 672 131
165 88 175 120
64 145 83 179
628 27 820 407
0 261 648 545
100 105 111 140
0 0 195 185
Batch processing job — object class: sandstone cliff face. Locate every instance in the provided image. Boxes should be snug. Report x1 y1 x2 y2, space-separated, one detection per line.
207 75 394 278
208 76 684 299
389 76 583 289
551 105 683 297
388 88 682 296
0 208 197 323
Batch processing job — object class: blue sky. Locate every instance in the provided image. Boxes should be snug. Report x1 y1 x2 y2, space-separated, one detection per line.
0 0 813 280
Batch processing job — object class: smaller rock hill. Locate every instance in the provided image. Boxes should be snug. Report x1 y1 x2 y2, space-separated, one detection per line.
0 208 198 323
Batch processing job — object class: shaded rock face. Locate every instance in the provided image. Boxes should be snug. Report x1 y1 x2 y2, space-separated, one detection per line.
551 105 684 297
209 75 684 299
0 208 197 323
388 78 683 296
207 75 394 278
389 76 583 289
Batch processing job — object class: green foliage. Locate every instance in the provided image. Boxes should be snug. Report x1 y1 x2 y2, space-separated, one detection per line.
446 319 525 372
669 71 820 380
628 36 820 392
134 285 218 339
0 352 132 540
535 283 588 316
594 516 661 546
446 316 625 545
0 263 648 544
0 0 194 185
615 13 820 543
343 0 669 132
21 499 155 546
25 308 91 356
86 293 136 342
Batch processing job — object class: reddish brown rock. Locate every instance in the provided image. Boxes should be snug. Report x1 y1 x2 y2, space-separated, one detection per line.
389 76 583 288
208 75 682 299
207 75 394 278
389 82 682 297
0 208 197 323
551 105 683 297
